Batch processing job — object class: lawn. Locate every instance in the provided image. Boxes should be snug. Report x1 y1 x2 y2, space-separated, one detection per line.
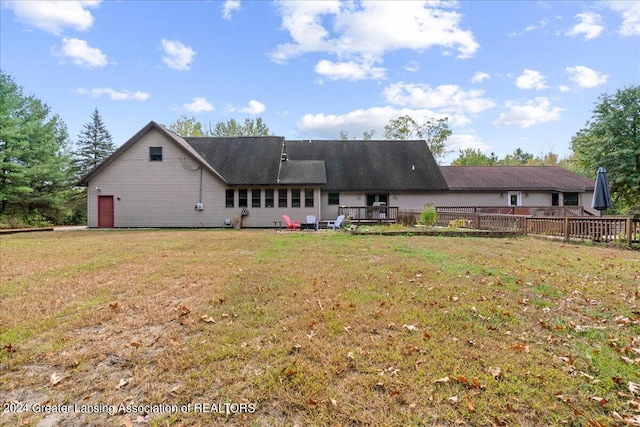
1 230 639 426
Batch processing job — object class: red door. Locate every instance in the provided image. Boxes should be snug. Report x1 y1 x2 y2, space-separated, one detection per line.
98 196 114 228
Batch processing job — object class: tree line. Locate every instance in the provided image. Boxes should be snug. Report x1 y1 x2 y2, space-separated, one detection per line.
1 70 638 228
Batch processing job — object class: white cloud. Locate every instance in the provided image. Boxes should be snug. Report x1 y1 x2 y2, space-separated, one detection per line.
222 0 240 20
565 65 609 88
271 1 479 81
383 82 496 115
493 97 562 128
405 61 420 73
77 88 149 101
183 97 214 113
471 71 490 83
52 38 108 68
314 59 385 81
298 106 460 139
525 18 549 33
510 18 549 36
515 69 548 90
448 133 492 152
229 100 266 115
4 0 100 35
161 39 196 71
607 1 640 36
565 12 603 40
558 85 571 92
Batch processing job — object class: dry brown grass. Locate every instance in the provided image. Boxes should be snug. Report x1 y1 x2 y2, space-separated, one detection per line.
1 230 639 426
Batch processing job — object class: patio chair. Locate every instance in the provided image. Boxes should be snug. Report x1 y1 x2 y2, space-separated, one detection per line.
305 215 318 231
327 214 345 231
282 214 300 231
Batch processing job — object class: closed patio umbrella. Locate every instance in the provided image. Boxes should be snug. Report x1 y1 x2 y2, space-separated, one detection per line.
591 166 612 215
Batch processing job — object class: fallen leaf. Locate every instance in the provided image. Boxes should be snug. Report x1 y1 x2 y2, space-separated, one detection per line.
120 416 133 427
465 395 476 412
630 381 640 396
116 378 131 390
434 376 450 384
50 372 66 386
488 366 503 380
200 315 216 323
448 396 458 403
402 324 419 332
589 396 608 405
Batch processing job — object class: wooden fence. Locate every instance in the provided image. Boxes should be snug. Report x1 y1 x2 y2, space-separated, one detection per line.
436 206 586 216
437 212 639 246
436 212 528 231
526 216 639 246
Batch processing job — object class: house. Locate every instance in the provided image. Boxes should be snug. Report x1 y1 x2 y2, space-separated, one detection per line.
78 121 447 228
78 121 596 228
436 166 596 215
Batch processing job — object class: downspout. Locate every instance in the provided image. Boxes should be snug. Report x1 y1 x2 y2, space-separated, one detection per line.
195 167 202 229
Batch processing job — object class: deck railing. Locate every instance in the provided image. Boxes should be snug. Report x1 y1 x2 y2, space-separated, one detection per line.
338 206 399 223
436 206 586 216
436 212 528 231
438 211 639 246
526 216 639 245
341 205 639 246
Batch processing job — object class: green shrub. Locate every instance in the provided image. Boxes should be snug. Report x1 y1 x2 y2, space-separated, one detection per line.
420 204 437 227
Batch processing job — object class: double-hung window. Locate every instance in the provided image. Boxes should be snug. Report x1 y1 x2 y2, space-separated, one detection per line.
278 189 287 208
304 189 314 208
291 189 301 208
252 189 261 208
238 189 248 208
225 189 234 208
265 189 274 208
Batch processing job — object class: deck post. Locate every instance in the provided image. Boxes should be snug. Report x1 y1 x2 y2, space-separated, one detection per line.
627 217 633 247
564 217 570 242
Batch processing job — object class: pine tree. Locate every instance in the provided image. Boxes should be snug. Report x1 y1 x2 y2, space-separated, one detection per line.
74 108 115 178
1 72 74 224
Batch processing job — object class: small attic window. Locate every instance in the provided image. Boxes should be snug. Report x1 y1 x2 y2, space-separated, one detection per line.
149 147 162 161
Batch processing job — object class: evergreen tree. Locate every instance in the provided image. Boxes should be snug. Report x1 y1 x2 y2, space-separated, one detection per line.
0 72 73 225
74 108 115 178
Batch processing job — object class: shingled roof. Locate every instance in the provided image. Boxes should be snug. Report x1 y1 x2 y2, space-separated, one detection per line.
283 140 449 191
440 166 595 192
185 136 284 185
78 121 448 191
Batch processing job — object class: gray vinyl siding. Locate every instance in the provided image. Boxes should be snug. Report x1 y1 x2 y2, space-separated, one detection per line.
87 129 227 227
86 129 322 227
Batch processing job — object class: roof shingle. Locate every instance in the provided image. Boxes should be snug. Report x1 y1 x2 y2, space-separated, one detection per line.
284 140 448 191
440 166 595 192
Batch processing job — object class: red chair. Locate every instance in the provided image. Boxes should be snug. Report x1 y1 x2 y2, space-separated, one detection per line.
282 214 300 231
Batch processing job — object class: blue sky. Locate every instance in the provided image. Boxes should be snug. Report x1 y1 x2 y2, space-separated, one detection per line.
1 0 638 164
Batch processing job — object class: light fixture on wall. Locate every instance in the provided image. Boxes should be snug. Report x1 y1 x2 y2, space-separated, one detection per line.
95 187 102 192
